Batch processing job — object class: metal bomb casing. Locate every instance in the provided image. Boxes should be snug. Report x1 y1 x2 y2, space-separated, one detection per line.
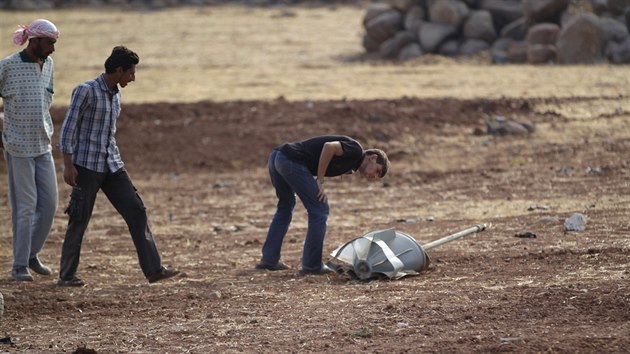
327 224 487 280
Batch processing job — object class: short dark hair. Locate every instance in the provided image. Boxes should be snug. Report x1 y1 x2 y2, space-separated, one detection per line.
365 149 389 178
104 46 139 74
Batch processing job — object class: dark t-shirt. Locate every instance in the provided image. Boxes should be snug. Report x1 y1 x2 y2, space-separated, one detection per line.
276 135 364 176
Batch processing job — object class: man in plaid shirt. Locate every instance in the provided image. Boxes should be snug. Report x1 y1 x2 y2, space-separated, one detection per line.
57 46 179 286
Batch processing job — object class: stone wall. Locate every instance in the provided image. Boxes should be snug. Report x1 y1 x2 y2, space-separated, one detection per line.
362 0 630 63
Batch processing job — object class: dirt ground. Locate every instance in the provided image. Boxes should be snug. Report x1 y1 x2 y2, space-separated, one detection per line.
1 6 630 354
0 93 629 353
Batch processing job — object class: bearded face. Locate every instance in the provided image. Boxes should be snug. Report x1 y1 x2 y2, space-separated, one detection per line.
32 37 56 60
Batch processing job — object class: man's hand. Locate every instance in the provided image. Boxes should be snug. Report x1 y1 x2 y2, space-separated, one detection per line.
63 154 77 186
316 178 327 203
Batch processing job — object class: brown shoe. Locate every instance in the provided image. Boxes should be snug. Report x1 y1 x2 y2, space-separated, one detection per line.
147 267 180 283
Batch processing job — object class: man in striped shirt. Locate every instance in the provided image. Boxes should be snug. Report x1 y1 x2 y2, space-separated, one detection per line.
0 19 60 281
57 46 179 286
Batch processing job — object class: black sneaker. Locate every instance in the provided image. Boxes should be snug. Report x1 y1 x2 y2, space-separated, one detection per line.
255 262 290 271
11 267 34 282
298 264 333 276
147 267 180 283
57 277 85 287
29 256 52 276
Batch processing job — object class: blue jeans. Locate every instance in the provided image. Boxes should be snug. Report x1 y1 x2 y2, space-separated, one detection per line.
4 150 58 271
261 150 329 271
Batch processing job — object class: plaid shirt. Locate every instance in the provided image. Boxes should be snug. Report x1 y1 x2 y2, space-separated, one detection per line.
0 51 55 157
59 74 124 173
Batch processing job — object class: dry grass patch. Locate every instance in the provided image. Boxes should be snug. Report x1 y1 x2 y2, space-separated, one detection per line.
1 6 629 105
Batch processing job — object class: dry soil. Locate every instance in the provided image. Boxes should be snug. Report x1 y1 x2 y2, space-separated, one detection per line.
1 5 630 354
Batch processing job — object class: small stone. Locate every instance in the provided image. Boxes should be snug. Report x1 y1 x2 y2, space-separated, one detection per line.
564 213 587 231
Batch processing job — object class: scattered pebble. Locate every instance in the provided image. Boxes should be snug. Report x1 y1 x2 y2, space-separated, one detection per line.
515 231 537 238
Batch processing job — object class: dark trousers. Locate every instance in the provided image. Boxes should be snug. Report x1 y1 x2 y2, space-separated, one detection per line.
59 166 162 280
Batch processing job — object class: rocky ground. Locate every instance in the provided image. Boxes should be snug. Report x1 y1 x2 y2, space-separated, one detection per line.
1 2 630 352
0 93 629 353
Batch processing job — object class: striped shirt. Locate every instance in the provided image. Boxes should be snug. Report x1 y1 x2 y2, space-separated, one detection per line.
59 74 124 173
0 51 55 157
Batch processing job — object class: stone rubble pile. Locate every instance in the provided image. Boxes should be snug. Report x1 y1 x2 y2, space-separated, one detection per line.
362 0 630 63
3 0 628 64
